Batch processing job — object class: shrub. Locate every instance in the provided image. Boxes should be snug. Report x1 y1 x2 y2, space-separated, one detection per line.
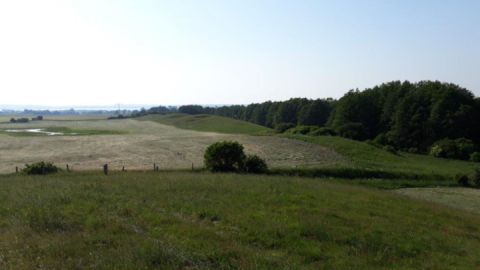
373 133 389 145
285 125 319 135
309 127 337 136
473 169 480 187
337 122 367 140
204 141 246 172
430 138 475 160
455 174 470 187
244 155 268 173
383 145 397 155
23 161 59 175
275 123 295 133
470 152 480 162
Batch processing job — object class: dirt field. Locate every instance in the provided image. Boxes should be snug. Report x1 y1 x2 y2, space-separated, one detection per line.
395 187 480 215
0 118 347 173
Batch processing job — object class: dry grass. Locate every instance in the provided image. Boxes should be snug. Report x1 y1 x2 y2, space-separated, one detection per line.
0 119 346 173
395 187 480 215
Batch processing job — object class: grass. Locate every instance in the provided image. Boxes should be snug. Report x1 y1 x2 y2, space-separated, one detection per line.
138 113 274 135
0 171 480 269
0 127 124 137
395 187 480 214
288 134 480 178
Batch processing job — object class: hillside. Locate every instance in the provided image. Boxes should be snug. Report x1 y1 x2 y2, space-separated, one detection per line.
1 171 479 269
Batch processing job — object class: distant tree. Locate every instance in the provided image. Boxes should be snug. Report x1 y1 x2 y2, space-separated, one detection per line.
204 141 246 172
179 105 205 115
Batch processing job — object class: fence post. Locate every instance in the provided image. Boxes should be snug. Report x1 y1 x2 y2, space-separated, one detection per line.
192 163 194 171
103 164 108 175
15 166 18 173
66 164 70 172
122 166 125 172
153 163 156 171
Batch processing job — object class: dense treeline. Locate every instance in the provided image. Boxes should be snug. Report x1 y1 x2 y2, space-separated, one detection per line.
173 81 480 156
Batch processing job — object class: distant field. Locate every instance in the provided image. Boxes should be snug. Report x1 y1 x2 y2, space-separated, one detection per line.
0 171 479 269
396 187 480 215
0 115 109 122
0 118 344 173
138 113 273 135
289 135 479 178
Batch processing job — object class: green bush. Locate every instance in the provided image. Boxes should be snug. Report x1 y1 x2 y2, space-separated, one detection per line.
373 133 389 145
285 125 319 135
470 152 480 162
383 145 397 155
308 127 337 136
244 155 268 173
275 123 295 133
455 174 470 187
430 138 476 160
204 141 246 172
337 122 367 140
23 162 59 175
473 169 480 187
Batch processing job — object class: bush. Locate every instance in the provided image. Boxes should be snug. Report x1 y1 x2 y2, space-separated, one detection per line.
275 123 295 133
244 155 268 173
204 141 246 172
383 145 397 155
309 127 337 136
455 174 470 187
285 125 319 135
337 122 368 140
473 169 480 187
430 138 475 160
373 133 389 145
470 152 480 162
23 162 59 175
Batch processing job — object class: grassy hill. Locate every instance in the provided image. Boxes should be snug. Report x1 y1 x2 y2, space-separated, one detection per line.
288 134 479 178
138 113 273 135
1 171 479 269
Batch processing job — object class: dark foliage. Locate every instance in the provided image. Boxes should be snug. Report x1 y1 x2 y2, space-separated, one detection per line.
337 122 368 140
22 162 59 175
244 155 268 173
473 169 480 187
455 174 470 187
275 123 295 133
430 138 476 160
204 141 246 172
309 127 337 136
470 152 480 162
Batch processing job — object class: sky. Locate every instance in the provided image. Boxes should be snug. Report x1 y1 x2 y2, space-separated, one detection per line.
0 0 479 107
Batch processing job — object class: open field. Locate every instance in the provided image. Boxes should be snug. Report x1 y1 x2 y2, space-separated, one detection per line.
289 135 479 178
0 118 345 173
396 187 480 215
138 114 273 135
1 171 480 269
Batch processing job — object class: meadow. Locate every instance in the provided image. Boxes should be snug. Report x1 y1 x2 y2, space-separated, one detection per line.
1 171 480 270
1 113 479 269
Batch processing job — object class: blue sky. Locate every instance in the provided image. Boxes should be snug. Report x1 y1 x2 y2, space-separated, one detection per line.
0 0 478 106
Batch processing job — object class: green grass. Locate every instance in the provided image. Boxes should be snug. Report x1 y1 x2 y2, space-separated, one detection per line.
1 171 479 269
288 135 480 178
0 127 124 137
137 114 273 135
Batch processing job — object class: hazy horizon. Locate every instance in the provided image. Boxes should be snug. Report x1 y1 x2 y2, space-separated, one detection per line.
1 0 479 106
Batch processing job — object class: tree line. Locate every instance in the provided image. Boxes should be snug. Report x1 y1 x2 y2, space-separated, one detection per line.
172 81 480 155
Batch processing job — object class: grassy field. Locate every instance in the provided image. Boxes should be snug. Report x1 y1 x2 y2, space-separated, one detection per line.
138 114 273 135
395 187 480 215
1 171 479 269
289 135 479 178
0 118 343 173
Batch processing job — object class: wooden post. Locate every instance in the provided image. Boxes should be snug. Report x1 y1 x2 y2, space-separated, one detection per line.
103 164 108 175
66 164 70 172
192 163 194 171
122 166 125 172
153 163 156 171
156 165 159 171
15 166 18 173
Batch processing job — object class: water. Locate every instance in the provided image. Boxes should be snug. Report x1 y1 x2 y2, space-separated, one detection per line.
5 129 68 136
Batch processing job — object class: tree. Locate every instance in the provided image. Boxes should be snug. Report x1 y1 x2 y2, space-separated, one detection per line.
204 141 246 172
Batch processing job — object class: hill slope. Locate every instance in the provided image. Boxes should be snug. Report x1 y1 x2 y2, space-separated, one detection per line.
1 171 479 269
138 113 273 135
